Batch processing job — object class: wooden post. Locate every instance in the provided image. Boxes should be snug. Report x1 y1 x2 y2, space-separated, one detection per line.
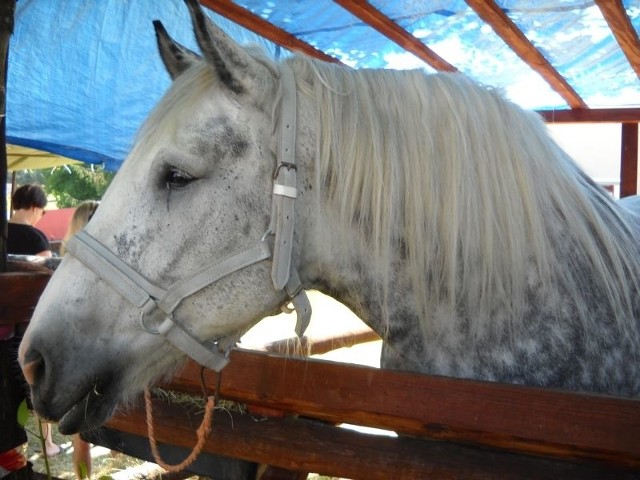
0 0 16 273
620 122 639 198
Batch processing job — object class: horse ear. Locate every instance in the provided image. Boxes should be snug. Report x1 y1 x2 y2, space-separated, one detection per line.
153 20 201 80
184 0 270 95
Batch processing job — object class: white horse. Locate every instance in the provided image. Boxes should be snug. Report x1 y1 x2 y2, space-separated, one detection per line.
20 0 640 434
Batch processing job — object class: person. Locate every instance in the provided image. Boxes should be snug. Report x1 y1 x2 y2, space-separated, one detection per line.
7 184 52 257
60 200 99 255
0 333 31 478
5 184 59 460
61 201 99 479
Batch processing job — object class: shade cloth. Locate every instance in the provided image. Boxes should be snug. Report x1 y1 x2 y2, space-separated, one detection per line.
7 1 640 172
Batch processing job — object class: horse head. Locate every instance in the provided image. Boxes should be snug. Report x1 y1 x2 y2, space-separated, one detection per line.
19 0 311 433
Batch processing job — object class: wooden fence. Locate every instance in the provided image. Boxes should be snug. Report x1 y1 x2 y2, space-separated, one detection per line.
3 271 640 479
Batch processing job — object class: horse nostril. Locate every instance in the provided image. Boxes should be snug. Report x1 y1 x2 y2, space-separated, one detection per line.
21 348 46 387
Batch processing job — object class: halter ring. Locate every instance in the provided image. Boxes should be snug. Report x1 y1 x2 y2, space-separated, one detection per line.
140 310 162 335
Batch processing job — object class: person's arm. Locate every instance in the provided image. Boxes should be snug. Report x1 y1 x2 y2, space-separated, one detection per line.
33 229 52 257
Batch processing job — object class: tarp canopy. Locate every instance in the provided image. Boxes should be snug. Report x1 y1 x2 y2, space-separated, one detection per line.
7 1 640 172
239 0 640 109
7 0 281 171
7 145 82 171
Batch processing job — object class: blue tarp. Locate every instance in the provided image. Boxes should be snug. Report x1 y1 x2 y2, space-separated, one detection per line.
7 1 640 171
7 0 280 171
239 0 640 108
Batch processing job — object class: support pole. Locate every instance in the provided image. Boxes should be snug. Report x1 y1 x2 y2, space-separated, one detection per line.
620 122 639 198
0 0 16 272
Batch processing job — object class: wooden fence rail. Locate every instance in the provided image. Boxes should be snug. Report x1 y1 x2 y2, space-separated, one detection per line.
168 351 640 468
4 271 640 479
98 397 638 480
90 351 640 479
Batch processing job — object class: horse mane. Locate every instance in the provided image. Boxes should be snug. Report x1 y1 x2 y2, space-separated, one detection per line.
288 55 640 337
131 46 639 340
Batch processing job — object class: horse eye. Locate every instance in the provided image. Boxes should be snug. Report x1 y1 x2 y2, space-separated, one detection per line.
165 167 194 189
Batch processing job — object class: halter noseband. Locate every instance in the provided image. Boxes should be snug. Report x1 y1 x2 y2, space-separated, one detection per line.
65 64 311 372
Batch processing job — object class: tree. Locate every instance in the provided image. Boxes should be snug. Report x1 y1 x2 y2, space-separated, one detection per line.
44 164 115 207
16 164 115 208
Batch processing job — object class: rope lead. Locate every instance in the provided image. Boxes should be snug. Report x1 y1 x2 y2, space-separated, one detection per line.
144 388 215 473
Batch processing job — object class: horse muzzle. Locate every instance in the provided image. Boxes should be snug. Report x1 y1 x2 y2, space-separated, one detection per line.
19 334 120 434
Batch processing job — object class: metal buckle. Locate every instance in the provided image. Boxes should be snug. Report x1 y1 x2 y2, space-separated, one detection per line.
273 162 297 179
261 228 273 242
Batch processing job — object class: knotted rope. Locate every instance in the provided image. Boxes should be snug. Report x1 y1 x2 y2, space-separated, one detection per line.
144 369 218 473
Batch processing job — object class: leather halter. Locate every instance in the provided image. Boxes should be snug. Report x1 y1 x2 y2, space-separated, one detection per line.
65 64 311 372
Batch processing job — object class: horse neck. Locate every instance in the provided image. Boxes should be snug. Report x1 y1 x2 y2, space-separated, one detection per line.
296 196 409 338
289 70 417 339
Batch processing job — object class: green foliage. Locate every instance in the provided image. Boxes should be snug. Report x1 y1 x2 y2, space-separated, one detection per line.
44 165 115 207
16 164 115 208
16 399 29 427
78 462 90 479
15 169 47 186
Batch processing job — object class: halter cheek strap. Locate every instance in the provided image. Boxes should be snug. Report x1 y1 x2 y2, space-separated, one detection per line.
64 63 311 372
271 62 297 291
269 63 311 337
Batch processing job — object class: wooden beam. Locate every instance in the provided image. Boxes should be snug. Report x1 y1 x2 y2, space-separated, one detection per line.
595 0 640 79
0 271 51 325
102 401 639 480
198 0 341 64
0 272 50 308
620 122 639 197
537 108 640 123
258 326 380 356
0 0 16 273
168 351 640 468
465 0 587 109
333 0 457 72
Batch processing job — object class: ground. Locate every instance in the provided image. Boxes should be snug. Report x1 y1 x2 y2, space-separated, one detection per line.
25 413 168 479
